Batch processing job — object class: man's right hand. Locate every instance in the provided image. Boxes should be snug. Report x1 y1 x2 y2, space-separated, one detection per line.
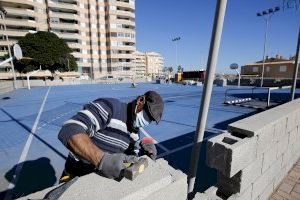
97 153 139 179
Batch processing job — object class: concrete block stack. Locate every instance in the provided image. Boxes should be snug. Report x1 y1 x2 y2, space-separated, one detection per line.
204 98 300 200
20 158 187 200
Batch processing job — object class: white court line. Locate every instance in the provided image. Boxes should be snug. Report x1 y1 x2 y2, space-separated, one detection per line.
139 127 169 152
4 87 51 200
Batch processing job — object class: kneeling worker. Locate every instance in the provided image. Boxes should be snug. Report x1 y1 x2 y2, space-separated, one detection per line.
58 91 164 182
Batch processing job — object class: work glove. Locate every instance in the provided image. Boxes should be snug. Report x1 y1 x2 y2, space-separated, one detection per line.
140 137 157 160
97 153 139 179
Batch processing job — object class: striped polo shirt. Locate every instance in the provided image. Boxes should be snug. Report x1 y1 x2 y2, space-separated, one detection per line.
58 98 139 162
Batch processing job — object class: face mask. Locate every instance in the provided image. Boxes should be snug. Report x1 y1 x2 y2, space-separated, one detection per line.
133 110 150 128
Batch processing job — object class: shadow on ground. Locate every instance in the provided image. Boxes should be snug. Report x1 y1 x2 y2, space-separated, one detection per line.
158 131 217 194
0 157 56 199
213 110 259 130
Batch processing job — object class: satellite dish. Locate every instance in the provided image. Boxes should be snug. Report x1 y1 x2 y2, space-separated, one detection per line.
13 44 23 60
230 63 239 70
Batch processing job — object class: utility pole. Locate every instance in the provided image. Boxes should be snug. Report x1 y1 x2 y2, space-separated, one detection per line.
187 0 227 196
291 26 300 100
172 37 181 69
256 7 280 87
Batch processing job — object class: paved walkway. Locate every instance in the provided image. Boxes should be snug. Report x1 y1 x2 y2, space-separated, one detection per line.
270 159 300 200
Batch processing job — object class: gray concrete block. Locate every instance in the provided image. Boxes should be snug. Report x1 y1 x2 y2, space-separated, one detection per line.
193 186 223 200
282 147 294 170
289 128 298 146
269 157 283 189
252 168 273 199
227 185 252 200
207 132 257 177
20 158 187 200
287 111 297 133
217 156 262 195
257 124 275 154
262 146 278 173
296 110 300 127
276 134 289 159
273 118 287 143
258 180 274 200
143 168 187 200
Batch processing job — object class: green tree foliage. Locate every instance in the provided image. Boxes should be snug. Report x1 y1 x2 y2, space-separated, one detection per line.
14 31 77 73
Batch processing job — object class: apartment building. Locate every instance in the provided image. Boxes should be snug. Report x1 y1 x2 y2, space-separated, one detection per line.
0 0 136 79
145 51 163 78
241 55 299 79
133 51 164 79
133 50 146 79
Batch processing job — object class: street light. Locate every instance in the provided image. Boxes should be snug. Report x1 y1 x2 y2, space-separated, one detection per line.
230 63 241 87
256 6 280 87
172 37 181 69
0 6 17 89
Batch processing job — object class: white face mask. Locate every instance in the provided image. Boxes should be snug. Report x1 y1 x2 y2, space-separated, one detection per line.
133 111 150 128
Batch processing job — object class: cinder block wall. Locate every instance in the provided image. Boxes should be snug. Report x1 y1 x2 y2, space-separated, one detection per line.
205 98 300 200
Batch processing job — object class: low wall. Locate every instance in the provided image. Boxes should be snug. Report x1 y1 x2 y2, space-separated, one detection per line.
0 81 14 95
203 98 300 199
0 78 148 94
19 158 187 200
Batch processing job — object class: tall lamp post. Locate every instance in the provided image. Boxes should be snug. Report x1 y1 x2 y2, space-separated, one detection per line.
172 37 181 69
230 63 241 87
0 6 17 89
257 6 280 87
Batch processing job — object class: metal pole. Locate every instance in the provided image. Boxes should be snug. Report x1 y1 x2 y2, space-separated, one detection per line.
267 88 271 107
0 57 13 66
291 26 300 100
1 12 17 89
175 40 178 69
187 0 227 195
260 18 269 87
235 69 241 87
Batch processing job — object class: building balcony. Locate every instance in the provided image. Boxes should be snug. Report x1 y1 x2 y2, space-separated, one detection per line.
109 45 136 52
5 7 35 17
109 53 135 60
49 12 78 20
0 18 37 28
115 1 135 10
0 51 8 57
50 22 79 30
0 29 29 37
48 1 78 12
2 0 36 6
53 32 82 40
113 19 135 27
0 40 17 46
110 10 135 19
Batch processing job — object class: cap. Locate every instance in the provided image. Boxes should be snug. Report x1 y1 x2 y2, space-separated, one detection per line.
144 91 164 123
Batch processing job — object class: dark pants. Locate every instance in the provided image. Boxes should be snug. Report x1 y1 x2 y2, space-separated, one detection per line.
60 155 95 183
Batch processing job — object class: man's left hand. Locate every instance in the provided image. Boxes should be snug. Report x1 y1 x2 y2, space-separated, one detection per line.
140 137 157 160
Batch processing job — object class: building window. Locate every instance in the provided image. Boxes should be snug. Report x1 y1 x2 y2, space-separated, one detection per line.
266 66 270 72
253 67 258 72
279 65 287 72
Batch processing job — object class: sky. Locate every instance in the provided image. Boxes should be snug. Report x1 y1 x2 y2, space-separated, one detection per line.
135 0 300 74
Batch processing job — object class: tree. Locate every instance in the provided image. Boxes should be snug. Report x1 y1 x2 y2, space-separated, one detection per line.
14 31 77 73
168 67 173 73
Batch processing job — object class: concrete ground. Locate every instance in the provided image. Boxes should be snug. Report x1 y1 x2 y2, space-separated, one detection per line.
0 83 297 199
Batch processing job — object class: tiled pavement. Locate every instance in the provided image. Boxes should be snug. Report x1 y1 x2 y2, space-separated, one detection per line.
270 159 300 200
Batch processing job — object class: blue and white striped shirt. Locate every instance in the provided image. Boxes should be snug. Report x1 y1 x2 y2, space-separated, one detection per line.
58 98 139 162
